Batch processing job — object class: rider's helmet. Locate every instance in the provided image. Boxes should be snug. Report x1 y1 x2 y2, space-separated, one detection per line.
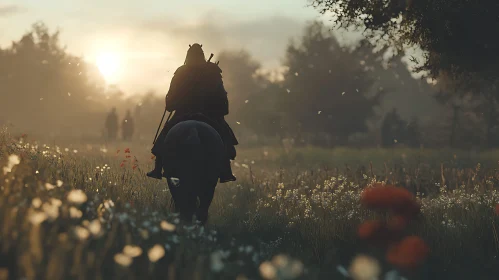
184 43 206 65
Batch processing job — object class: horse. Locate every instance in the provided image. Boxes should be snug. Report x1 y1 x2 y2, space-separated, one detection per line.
161 119 225 224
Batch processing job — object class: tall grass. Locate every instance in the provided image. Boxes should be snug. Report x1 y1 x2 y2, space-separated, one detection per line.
1 128 499 279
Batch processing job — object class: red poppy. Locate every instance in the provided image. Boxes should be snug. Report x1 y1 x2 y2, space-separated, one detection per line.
387 215 409 232
361 185 420 219
358 220 384 240
125 148 131 153
120 163 125 168
132 165 138 170
386 236 430 269
125 155 131 158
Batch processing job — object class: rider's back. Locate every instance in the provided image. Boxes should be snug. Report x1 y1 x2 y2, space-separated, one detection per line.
166 62 228 117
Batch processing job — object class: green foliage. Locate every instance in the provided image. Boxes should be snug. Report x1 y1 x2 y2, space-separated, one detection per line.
310 0 499 87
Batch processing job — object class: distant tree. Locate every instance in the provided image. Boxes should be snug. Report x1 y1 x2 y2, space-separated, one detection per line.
280 21 383 146
0 22 106 135
406 117 421 148
216 50 263 126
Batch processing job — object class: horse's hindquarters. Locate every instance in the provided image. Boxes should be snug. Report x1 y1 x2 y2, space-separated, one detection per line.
163 120 224 223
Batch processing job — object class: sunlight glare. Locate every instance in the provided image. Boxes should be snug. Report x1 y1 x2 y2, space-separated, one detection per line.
96 52 121 83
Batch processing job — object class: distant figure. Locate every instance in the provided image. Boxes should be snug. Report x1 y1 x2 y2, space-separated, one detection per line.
147 43 238 183
105 107 118 141
122 110 135 141
381 108 406 147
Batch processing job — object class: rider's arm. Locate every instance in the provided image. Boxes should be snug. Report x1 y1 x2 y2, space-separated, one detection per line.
165 68 186 112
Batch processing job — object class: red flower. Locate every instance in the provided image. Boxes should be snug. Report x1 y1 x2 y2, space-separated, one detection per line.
361 185 420 219
120 163 125 168
386 236 430 269
387 215 409 232
125 155 131 158
132 164 138 170
358 220 384 240
125 148 131 153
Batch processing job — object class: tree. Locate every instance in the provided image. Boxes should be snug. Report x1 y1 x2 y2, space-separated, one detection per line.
280 21 383 146
216 50 263 125
310 0 499 88
0 22 107 136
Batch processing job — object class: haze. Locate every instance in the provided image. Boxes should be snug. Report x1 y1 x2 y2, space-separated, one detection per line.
1 0 328 94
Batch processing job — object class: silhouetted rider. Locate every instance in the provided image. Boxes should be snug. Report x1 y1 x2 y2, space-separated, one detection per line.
147 43 238 183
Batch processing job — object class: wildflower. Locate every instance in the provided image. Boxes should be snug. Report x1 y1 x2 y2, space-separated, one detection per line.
74 226 90 240
387 215 409 232
160 221 176 232
123 245 143 257
88 220 102 236
45 183 56 190
114 253 133 267
348 254 381 280
67 190 88 205
32 198 42 208
3 154 20 175
56 180 63 187
210 251 225 272
29 212 47 225
43 202 59 221
386 236 430 269
125 148 131 153
259 261 276 279
69 207 83 218
357 220 384 240
361 184 420 218
148 244 165 262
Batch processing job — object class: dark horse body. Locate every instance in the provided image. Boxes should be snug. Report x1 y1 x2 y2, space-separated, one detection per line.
162 119 225 224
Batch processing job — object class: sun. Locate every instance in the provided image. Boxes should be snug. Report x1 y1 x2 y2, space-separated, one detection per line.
95 52 121 83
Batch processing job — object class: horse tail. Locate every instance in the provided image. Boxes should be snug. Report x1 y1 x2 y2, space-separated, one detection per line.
185 127 201 145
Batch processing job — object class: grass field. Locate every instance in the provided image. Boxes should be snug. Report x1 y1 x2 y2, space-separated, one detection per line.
1 128 499 280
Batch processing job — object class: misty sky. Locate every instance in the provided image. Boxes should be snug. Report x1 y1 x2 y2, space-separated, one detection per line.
2 0 358 94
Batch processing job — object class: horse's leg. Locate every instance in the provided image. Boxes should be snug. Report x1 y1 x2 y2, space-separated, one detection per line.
176 186 197 223
196 180 218 225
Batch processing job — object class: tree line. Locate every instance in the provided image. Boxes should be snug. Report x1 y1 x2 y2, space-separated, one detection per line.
1 21 496 149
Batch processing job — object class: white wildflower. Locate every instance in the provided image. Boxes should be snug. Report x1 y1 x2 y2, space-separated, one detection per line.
29 212 47 225
349 254 381 280
160 221 176 232
123 245 143 258
114 253 133 267
32 198 42 208
3 154 20 175
74 226 90 240
67 190 87 205
69 207 82 219
148 244 165 262
259 261 276 279
56 180 63 187
210 251 224 272
88 219 102 236
45 183 56 190
42 202 59 221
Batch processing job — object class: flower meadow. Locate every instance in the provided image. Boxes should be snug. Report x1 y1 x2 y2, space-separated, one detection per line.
1 129 499 279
